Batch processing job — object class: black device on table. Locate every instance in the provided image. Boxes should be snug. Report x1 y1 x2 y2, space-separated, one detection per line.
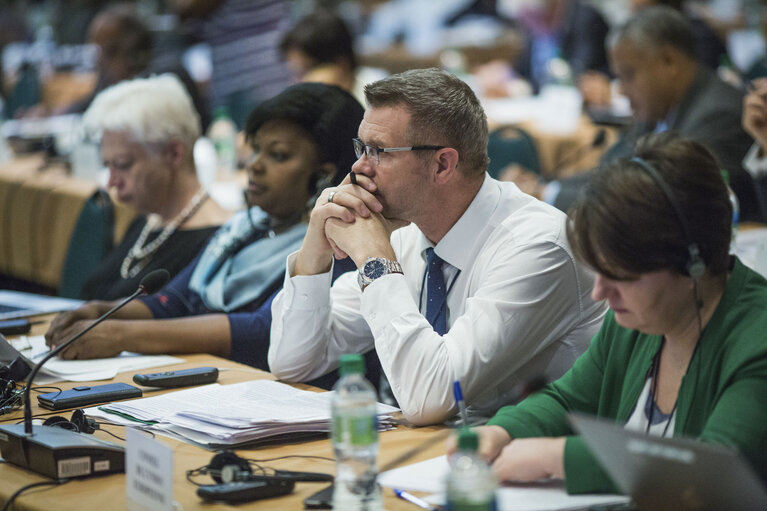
197 479 296 503
0 319 34 336
133 366 219 388
38 382 143 410
304 484 334 509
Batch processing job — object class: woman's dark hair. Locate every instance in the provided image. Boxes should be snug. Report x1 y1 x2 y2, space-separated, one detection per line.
244 82 364 189
279 10 357 70
566 133 732 279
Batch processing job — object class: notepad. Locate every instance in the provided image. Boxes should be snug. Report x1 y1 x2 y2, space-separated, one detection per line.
379 455 629 511
1 335 183 383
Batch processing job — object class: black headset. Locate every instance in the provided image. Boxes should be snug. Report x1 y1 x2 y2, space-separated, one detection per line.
631 156 706 279
42 408 98 434
189 451 333 485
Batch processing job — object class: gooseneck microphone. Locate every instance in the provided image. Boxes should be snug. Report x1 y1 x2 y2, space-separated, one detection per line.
23 269 169 435
0 269 168 479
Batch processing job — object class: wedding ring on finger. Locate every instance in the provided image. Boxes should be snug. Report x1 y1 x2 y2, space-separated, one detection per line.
327 191 337 204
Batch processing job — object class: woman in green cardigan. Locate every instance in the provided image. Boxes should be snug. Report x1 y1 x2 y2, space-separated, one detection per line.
451 133 767 494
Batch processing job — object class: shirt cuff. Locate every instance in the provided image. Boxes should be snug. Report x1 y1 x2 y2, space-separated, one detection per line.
359 272 416 337
743 143 767 179
283 251 334 311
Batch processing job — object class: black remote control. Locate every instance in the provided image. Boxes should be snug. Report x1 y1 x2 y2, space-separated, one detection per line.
197 480 294 503
132 367 219 388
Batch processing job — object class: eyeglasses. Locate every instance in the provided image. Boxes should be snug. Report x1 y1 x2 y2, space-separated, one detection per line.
352 138 445 165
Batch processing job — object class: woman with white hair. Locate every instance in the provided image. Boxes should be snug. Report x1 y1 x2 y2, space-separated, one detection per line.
78 73 230 300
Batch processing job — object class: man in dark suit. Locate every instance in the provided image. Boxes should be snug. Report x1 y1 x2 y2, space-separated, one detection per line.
546 6 764 222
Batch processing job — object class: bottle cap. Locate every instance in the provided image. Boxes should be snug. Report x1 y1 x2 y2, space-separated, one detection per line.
457 428 479 452
213 106 231 119
339 354 365 376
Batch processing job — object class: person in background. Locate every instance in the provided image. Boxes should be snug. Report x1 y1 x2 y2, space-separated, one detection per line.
77 73 229 301
268 68 606 426
536 6 764 222
45 83 365 385
279 9 386 105
63 3 210 130
510 0 610 91
739 77 767 215
171 0 292 129
580 0 730 108
451 133 767 493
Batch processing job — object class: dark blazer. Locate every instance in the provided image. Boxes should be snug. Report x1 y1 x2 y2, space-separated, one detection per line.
515 1 609 91
554 67 766 222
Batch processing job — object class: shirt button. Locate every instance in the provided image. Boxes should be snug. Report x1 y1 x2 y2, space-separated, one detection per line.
369 312 377 321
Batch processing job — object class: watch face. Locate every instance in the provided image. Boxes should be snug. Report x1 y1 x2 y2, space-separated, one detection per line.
364 259 387 279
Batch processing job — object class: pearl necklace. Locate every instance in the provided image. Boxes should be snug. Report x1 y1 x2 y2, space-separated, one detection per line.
120 188 209 279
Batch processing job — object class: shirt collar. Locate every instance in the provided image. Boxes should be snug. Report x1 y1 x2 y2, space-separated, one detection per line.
419 174 501 271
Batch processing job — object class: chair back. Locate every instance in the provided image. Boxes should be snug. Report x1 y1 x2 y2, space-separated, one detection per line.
487 125 541 178
58 189 114 298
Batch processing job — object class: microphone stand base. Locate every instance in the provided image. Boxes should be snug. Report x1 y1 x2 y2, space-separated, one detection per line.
0 423 124 479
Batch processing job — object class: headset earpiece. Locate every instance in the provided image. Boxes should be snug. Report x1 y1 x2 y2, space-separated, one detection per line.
71 408 97 434
208 451 252 484
42 409 98 434
687 245 706 279
43 415 72 428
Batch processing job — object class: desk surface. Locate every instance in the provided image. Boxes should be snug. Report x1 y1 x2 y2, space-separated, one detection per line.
0 345 446 510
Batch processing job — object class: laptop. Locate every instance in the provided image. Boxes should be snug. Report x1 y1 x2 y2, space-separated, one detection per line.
569 413 767 511
0 290 83 320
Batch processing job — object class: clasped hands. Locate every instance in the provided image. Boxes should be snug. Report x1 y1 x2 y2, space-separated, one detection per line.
296 173 408 274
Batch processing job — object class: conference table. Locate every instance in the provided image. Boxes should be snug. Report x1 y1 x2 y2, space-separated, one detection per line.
0 322 447 511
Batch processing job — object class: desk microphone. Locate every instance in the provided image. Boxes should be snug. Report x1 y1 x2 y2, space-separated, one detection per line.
0 269 169 479
551 128 607 174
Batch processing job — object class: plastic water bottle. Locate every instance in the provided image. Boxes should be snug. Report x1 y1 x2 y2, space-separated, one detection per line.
331 354 382 511
207 107 237 177
446 429 498 511
722 169 739 253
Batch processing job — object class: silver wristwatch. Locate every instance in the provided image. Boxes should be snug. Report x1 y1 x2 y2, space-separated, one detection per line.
357 257 403 290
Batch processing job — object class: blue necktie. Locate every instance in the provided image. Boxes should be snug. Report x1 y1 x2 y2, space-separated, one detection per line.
425 248 448 335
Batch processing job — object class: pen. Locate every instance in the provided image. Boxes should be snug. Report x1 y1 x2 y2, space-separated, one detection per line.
394 489 436 511
453 380 469 427
349 171 357 185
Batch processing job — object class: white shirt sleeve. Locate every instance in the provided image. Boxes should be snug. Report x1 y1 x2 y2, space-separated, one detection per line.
743 142 767 179
268 252 373 381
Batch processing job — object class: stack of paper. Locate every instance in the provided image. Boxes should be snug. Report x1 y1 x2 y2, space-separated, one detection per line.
87 380 399 448
3 335 182 383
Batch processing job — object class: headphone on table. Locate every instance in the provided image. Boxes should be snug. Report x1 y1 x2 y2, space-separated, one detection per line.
188 450 333 485
43 408 98 434
631 156 706 279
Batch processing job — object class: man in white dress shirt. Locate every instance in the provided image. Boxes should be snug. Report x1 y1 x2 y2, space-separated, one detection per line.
269 68 606 426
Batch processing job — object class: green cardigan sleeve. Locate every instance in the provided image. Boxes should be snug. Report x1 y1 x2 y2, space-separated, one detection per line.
487 315 624 493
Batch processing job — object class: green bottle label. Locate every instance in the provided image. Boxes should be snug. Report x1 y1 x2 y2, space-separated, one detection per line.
333 414 376 445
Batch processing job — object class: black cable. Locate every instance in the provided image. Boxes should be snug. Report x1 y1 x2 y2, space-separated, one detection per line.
1 479 70 511
92 421 127 442
185 454 334 486
30 386 63 394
